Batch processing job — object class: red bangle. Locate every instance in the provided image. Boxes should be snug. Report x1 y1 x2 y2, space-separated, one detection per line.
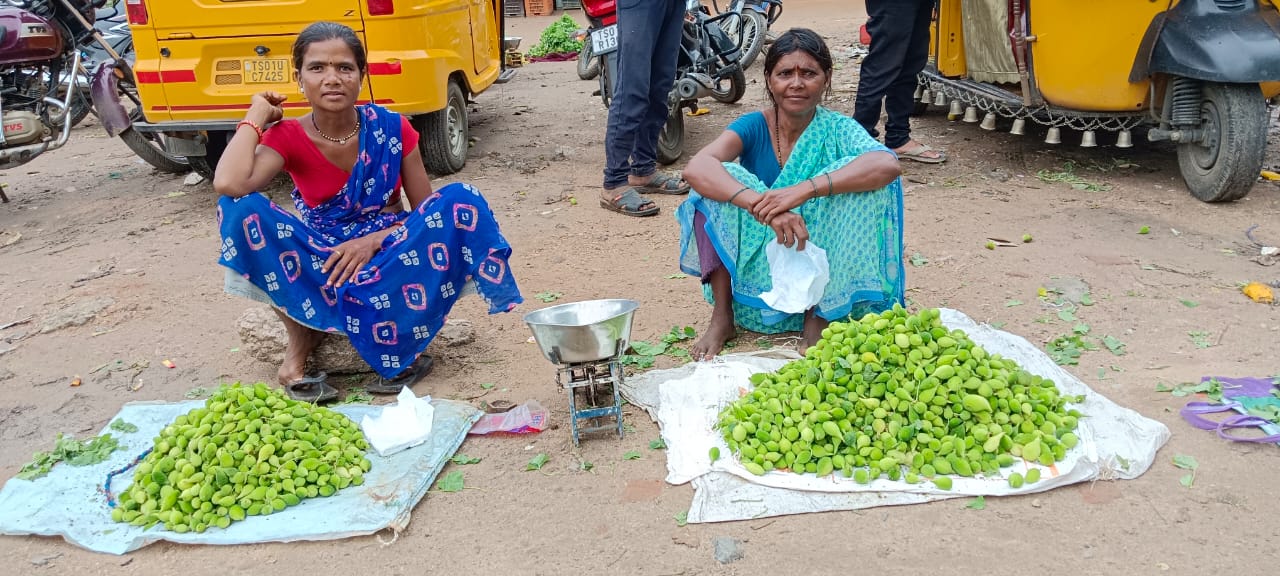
237 119 263 139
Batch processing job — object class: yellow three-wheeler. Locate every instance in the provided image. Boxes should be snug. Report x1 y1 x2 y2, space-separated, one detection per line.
917 0 1280 202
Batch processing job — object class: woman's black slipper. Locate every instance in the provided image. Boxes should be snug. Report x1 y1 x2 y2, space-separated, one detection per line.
285 372 339 403
367 354 435 394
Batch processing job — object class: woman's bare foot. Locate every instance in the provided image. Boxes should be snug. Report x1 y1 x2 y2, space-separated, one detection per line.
691 314 736 361
799 310 829 354
274 310 324 386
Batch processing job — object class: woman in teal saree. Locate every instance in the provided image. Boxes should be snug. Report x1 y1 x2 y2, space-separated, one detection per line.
676 28 905 361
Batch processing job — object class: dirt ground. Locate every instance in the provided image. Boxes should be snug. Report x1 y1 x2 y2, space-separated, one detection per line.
3 1 1280 573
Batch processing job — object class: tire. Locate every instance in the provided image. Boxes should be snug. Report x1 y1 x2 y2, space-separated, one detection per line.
711 66 747 104
119 110 189 173
1175 82 1268 203
656 102 685 165
598 51 615 107
577 41 600 80
189 130 230 181
723 11 766 69
49 88 93 128
421 79 469 175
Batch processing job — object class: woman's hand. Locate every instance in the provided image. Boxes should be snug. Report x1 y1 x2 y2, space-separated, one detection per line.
769 212 809 251
750 183 813 225
247 91 287 126
322 234 382 288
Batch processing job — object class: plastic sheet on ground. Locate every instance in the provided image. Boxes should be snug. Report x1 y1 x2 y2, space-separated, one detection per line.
620 308 1170 523
0 398 480 555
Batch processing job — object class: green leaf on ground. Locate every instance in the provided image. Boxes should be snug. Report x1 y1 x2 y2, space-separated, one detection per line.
338 389 374 404
966 495 986 510
534 291 563 303
910 252 929 267
664 273 689 279
1179 473 1195 488
649 438 667 450
450 454 482 465
1074 323 1091 335
109 419 138 434
1172 454 1199 470
526 453 549 471
17 433 121 480
630 341 669 356
1005 299 1023 307
1155 382 1173 392
1102 335 1126 356
436 470 464 492
480 382 496 390
1138 226 1150 235
623 450 643 460
1057 309 1076 322
674 511 688 527
1079 293 1095 306
579 460 594 472
184 387 210 399
755 337 774 349
1180 299 1199 308
1188 331 1213 349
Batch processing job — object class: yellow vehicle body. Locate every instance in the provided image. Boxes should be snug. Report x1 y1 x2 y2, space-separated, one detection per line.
929 0 1280 111
130 0 501 122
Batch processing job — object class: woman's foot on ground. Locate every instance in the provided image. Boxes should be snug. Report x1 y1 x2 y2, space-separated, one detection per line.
799 312 828 354
277 329 324 387
691 316 736 361
893 140 947 164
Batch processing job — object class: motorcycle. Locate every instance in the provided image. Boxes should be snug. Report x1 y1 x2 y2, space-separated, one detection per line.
46 2 130 128
712 0 774 69
583 0 746 164
0 0 182 188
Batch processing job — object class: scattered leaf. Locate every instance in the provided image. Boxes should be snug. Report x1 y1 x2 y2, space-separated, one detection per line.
1005 299 1023 307
436 470 465 492
184 387 210 399
17 433 122 480
1073 323 1091 335
663 273 689 279
620 354 655 369
623 450 643 460
1057 309 1076 322
1188 331 1213 349
989 321 1006 329
480 382 496 390
1172 454 1199 470
755 337 774 349
1179 299 1199 308
1179 473 1195 488
450 454 482 465
630 341 669 356
338 389 373 404
966 495 986 510
1155 383 1173 392
1102 335 1126 356
579 460 594 472
1079 293 1095 306
108 419 138 434
674 511 688 527
1138 226 1150 235
526 453 549 471
649 438 667 450
1115 455 1131 471
534 291 564 303
909 252 929 267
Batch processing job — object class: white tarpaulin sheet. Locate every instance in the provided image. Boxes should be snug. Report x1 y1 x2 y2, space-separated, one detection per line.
0 398 480 554
621 308 1170 523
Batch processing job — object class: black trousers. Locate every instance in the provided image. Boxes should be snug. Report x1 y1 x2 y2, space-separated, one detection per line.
853 0 935 149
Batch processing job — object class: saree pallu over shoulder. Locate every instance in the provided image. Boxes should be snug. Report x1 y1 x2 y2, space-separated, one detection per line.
216 105 523 378
676 107 905 334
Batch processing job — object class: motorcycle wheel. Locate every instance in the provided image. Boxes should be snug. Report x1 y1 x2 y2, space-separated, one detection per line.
49 88 94 128
724 11 766 69
577 41 600 80
119 110 189 174
656 102 685 165
1175 82 1267 203
711 67 747 104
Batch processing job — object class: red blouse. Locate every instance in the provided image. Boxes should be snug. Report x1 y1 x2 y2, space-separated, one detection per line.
260 116 420 208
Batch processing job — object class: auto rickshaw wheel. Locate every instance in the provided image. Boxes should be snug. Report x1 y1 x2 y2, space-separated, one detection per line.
1176 83 1267 203
422 79 469 175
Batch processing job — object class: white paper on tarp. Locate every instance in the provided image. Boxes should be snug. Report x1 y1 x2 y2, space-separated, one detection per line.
621 308 1171 523
0 398 481 555
361 387 435 457
758 242 829 314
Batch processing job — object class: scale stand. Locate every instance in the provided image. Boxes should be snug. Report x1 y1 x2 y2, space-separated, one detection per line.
550 343 625 446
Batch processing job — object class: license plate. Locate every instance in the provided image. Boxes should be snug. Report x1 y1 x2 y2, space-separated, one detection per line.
244 58 287 84
591 25 618 55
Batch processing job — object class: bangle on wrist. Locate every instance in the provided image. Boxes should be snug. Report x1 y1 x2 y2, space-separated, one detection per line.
807 178 818 198
237 119 263 139
728 186 751 205
824 173 834 196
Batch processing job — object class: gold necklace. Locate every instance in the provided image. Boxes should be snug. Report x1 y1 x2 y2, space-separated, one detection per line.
312 111 361 145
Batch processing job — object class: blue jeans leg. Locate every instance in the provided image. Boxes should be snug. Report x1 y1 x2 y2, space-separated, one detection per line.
602 0 685 189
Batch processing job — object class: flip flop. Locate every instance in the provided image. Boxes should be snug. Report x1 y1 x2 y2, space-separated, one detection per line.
635 172 691 195
895 143 947 164
285 372 339 403
367 354 435 394
600 187 660 217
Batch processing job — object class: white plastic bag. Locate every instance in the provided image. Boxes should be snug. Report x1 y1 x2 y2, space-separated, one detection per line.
758 241 830 314
360 387 435 457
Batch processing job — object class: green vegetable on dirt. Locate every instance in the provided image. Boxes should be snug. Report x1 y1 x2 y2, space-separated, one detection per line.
18 433 122 480
715 306 1084 486
527 15 584 58
1022 234 1033 243
111 382 371 533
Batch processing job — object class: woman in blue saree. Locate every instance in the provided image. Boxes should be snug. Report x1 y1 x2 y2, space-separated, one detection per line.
213 22 522 401
676 28 905 361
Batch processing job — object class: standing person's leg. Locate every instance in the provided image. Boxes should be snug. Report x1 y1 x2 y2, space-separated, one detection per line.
852 0 915 139
883 0 944 162
601 0 665 215
628 0 689 195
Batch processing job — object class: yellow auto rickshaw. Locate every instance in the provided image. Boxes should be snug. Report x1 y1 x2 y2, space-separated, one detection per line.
93 0 516 179
917 0 1280 202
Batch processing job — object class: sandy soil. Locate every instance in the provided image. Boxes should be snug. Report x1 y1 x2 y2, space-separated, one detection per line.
2 1 1279 574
